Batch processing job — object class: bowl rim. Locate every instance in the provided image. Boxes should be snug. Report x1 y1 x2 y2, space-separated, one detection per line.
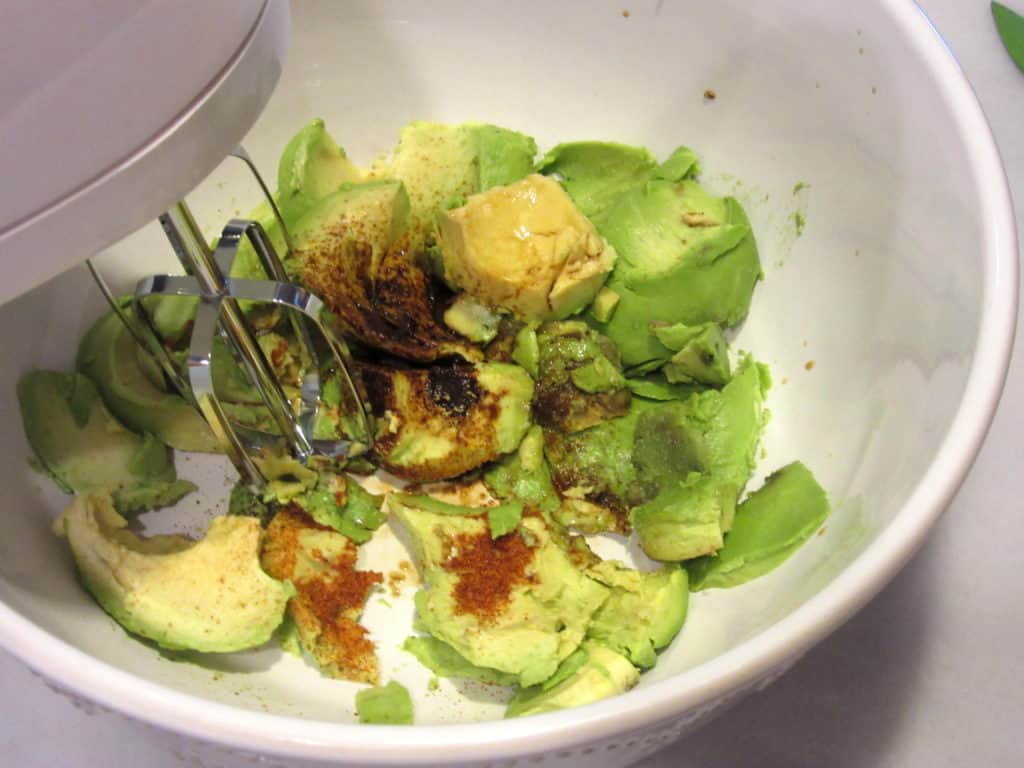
0 0 1018 763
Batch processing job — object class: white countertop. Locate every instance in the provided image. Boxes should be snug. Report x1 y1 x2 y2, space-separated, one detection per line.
2 1 1021 766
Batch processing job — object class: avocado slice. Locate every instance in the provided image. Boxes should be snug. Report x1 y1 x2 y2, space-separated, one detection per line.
380 121 537 241
533 321 631 434
436 174 617 322
356 681 413 725
504 641 639 718
277 118 362 226
261 506 383 682
18 371 195 514
357 360 533 482
60 493 292 652
592 180 761 368
586 561 689 669
76 308 219 453
687 462 829 590
387 494 610 687
537 141 658 221
292 179 477 362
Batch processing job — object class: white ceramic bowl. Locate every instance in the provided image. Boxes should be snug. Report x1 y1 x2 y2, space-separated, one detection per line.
0 1 1017 766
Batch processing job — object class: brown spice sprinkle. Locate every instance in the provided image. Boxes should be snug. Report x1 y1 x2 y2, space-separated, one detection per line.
261 506 383 683
704 89 717 101
444 531 535 623
805 360 816 371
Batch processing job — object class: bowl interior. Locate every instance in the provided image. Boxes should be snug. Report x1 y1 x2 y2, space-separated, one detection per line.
0 0 990 738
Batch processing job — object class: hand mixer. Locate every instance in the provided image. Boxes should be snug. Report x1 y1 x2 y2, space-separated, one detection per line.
0 0 372 488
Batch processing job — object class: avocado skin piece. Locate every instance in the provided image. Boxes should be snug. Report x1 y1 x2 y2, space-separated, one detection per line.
18 371 195 514
76 308 219 453
61 493 293 652
277 118 362 225
592 181 761 368
687 462 830 590
504 641 639 718
387 494 610 687
356 681 413 725
358 360 533 482
585 561 689 668
403 635 518 686
533 321 631 434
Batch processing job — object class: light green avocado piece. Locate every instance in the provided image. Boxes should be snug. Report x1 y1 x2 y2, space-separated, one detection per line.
18 371 195 514
483 425 561 516
585 561 689 668
589 287 621 323
632 474 737 561
137 295 197 348
625 374 702 402
652 322 731 386
511 326 540 378
387 494 610 687
536 141 657 220
653 145 701 182
294 473 386 545
277 118 362 226
76 309 219 453
403 635 518 686
687 462 829 590
443 294 502 343
355 681 413 725
381 121 537 239
505 641 639 718
60 493 293 652
534 321 631 433
592 180 760 367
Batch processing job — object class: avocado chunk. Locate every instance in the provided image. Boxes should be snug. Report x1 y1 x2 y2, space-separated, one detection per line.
537 142 657 221
378 121 537 241
261 506 383 682
277 118 362 225
505 641 639 718
76 308 219 453
592 180 760 368
533 321 631 434
403 635 518 686
60 493 292 652
483 425 561 517
18 371 195 514
443 294 502 343
387 494 610 687
356 681 414 725
625 374 702 402
293 179 478 362
585 561 689 668
687 462 829 590
511 325 539 378
632 474 736 561
590 287 620 323
652 321 731 386
437 175 617 322
631 359 770 560
357 360 533 482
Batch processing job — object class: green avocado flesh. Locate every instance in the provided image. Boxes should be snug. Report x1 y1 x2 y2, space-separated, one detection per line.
18 371 194 514
25 118 831 721
687 462 830 590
